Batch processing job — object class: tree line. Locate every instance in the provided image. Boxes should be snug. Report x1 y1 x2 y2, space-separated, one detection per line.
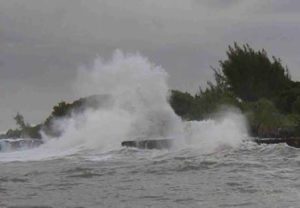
2 43 300 139
170 43 300 137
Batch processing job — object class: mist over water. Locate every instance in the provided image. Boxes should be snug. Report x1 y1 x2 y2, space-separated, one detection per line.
47 50 248 154
1 51 299 208
183 110 248 153
0 50 248 161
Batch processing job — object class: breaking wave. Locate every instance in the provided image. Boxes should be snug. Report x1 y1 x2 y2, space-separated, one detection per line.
0 50 248 161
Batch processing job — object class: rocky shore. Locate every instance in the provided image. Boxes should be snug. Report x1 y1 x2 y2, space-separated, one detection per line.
121 137 300 150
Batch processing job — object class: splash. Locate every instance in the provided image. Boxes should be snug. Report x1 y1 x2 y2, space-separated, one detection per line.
182 110 249 153
0 50 248 161
50 50 183 150
47 50 248 152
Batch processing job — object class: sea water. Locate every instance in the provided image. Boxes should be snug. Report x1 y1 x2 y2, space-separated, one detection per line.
0 51 298 208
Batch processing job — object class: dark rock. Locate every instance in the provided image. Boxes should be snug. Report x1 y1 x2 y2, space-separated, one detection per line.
253 137 300 148
0 139 43 151
123 137 300 149
285 138 300 148
121 139 173 149
253 138 286 144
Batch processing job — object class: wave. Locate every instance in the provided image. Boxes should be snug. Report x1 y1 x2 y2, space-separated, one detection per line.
0 50 248 162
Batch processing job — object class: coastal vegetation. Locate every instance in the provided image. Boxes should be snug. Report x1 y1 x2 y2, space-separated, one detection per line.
2 43 300 140
170 43 300 137
0 95 102 139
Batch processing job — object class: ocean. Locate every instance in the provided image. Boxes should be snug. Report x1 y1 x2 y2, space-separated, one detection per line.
0 51 299 208
0 142 299 208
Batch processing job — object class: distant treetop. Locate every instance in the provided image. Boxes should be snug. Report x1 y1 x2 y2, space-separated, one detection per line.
216 43 291 102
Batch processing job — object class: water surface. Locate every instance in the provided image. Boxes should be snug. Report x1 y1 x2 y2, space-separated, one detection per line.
1 142 299 208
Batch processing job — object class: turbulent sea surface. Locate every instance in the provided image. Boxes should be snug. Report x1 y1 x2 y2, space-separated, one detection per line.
0 142 299 208
1 51 299 207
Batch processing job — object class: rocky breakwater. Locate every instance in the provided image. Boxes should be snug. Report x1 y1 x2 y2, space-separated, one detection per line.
253 137 300 148
121 137 300 150
121 139 173 149
0 138 43 152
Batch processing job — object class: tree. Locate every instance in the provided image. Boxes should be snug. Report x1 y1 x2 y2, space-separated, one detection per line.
14 113 27 129
52 101 70 117
169 90 194 119
275 82 300 113
292 96 300 114
194 81 239 119
217 43 291 102
242 99 284 137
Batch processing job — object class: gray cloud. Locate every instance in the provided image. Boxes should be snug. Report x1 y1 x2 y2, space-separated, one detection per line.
1 0 300 130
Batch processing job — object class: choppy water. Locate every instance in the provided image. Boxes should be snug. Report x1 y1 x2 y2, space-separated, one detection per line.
1 51 299 207
0 142 299 208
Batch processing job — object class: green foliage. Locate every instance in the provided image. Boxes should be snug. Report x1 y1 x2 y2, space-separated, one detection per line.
3 43 300 140
1 95 102 139
52 102 70 117
169 90 194 119
240 98 300 137
5 128 21 139
169 82 239 121
23 124 42 139
14 113 27 129
217 43 291 102
2 113 42 139
210 43 300 136
43 95 102 137
284 114 300 136
276 82 300 113
194 82 239 119
292 96 300 114
188 43 300 137
242 99 282 128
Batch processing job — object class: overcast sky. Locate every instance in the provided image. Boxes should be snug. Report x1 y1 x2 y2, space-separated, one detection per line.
1 0 300 130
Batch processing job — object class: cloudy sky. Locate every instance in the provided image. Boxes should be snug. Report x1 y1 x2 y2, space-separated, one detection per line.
1 0 300 130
